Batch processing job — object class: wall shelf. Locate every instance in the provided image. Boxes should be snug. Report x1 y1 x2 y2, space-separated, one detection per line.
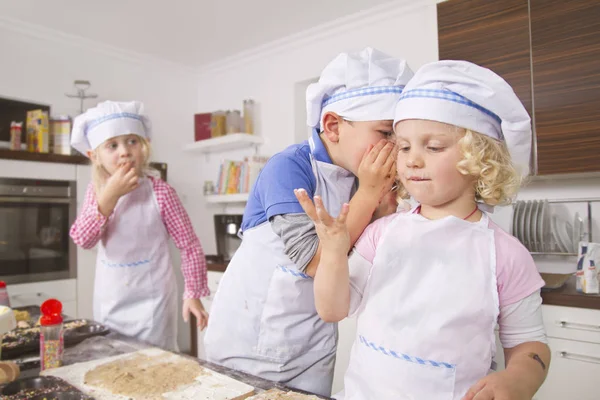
205 193 249 204
183 133 263 154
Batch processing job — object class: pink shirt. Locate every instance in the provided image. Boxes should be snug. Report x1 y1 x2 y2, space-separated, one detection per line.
354 212 545 307
70 177 209 299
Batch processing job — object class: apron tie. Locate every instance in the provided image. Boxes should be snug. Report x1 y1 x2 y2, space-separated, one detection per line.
415 204 479 220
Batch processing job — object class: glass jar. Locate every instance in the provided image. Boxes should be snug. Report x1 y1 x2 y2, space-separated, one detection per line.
203 181 215 196
243 99 255 134
9 122 22 151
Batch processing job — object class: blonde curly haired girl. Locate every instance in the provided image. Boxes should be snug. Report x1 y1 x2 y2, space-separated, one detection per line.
295 60 549 400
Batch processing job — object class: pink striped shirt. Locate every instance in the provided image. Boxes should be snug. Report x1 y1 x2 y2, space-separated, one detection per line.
70 177 209 299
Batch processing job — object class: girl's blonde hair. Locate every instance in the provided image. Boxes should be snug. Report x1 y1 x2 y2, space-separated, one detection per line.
89 135 160 191
397 129 522 206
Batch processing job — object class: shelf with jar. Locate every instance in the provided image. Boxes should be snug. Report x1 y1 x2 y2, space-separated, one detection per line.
183 133 263 154
204 193 250 204
186 99 261 154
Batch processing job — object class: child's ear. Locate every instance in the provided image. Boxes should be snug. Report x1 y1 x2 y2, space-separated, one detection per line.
321 112 343 143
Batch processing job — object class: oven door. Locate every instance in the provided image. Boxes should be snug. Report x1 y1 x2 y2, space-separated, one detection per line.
0 195 77 284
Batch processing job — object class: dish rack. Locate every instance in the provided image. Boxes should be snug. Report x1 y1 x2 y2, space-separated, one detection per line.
511 197 598 256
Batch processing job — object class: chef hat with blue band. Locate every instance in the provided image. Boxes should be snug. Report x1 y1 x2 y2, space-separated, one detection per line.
394 60 532 176
71 100 151 156
306 47 414 130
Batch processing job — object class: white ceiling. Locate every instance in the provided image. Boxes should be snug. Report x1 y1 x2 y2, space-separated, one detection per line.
0 0 395 68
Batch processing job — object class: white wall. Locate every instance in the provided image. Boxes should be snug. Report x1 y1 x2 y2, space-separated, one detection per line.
192 0 600 261
0 21 200 352
193 0 441 254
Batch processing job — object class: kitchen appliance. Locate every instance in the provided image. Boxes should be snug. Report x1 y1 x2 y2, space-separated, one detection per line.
214 214 242 263
0 178 77 284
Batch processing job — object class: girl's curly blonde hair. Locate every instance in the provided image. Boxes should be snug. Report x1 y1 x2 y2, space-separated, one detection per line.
397 129 522 206
89 135 160 192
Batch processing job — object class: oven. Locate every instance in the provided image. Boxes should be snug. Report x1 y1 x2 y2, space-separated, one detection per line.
0 178 77 284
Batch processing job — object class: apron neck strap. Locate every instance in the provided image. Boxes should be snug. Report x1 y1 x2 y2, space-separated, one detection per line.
415 204 479 221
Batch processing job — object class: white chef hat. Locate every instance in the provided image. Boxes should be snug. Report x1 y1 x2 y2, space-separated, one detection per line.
394 60 532 176
71 100 151 156
306 47 414 130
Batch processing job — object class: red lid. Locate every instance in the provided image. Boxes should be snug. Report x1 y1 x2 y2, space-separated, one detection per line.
0 281 6 289
40 298 63 326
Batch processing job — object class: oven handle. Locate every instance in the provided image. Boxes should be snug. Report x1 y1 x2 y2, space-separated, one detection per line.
0 197 74 204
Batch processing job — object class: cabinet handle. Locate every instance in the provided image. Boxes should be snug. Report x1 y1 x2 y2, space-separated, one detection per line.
558 320 600 332
559 351 600 365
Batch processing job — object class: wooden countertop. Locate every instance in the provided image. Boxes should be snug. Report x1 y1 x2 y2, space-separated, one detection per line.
205 261 600 311
0 148 87 164
541 275 600 310
0 149 168 181
206 262 228 273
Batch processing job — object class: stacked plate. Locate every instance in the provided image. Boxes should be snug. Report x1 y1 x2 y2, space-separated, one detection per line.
512 200 584 253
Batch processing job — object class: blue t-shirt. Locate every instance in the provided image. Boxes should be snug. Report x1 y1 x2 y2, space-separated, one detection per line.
241 130 333 231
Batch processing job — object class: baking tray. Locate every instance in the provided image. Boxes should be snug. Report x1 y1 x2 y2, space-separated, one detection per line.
63 321 110 346
0 375 93 399
2 320 110 360
30 392 94 400
11 305 41 327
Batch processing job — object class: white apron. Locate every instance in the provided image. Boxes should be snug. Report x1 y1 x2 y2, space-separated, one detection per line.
340 209 499 400
204 138 356 397
94 177 179 351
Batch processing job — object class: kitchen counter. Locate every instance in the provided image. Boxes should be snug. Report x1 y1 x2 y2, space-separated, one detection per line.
0 148 88 165
541 275 600 310
11 332 329 398
206 262 600 311
207 261 228 272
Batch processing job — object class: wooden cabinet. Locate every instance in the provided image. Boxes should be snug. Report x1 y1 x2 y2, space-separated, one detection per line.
438 0 600 176
437 0 532 117
530 0 600 175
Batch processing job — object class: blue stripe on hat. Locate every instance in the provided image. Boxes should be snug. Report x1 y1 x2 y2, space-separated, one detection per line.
85 112 144 136
322 85 405 108
398 88 502 125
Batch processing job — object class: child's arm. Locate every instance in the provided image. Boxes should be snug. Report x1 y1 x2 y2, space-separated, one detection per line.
154 179 209 328
462 227 550 399
304 141 396 277
463 294 550 399
295 193 351 321
96 163 139 216
70 163 140 249
69 183 108 249
502 340 550 396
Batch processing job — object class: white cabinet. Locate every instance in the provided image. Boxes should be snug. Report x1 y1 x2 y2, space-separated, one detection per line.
487 306 600 400
75 165 96 319
535 305 600 400
0 159 76 181
541 305 600 344
196 270 223 359
333 316 357 394
7 279 77 317
535 337 600 400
